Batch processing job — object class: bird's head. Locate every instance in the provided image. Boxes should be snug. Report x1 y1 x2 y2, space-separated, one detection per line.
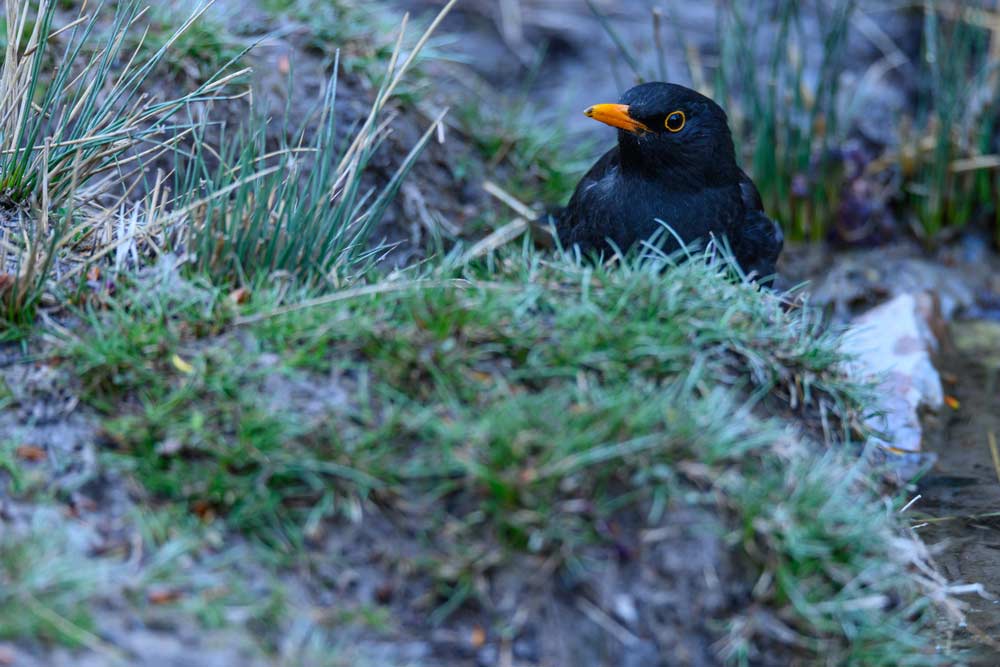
584 82 737 184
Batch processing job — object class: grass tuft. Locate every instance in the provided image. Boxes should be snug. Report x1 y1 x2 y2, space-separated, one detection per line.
0 0 247 328
159 2 456 287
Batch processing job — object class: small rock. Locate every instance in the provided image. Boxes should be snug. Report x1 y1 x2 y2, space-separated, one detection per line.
613 593 639 626
810 253 976 321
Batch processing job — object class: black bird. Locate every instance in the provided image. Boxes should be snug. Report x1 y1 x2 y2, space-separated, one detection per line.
548 82 783 284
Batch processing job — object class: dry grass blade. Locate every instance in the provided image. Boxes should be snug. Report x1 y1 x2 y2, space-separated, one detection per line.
988 431 1000 484
22 594 129 664
233 279 476 326
484 179 538 219
951 155 1000 173
459 218 529 264
898 494 922 514
335 0 459 175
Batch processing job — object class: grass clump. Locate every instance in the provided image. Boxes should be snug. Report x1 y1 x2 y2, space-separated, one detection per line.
719 452 942 666
707 0 1000 244
0 0 240 208
169 72 442 287
715 0 853 244
59 248 946 663
0 0 452 330
0 0 245 328
906 7 1000 240
155 1 456 288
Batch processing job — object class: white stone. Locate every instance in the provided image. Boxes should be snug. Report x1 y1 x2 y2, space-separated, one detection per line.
841 293 944 453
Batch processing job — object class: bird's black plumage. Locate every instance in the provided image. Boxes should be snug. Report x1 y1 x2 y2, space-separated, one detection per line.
549 82 783 283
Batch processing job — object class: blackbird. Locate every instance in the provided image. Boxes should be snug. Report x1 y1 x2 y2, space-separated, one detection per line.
547 82 783 284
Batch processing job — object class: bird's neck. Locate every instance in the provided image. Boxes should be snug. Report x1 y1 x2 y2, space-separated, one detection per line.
617 138 740 190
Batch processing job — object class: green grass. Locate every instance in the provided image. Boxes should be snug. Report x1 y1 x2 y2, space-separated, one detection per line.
0 513 107 646
166 64 441 287
150 1 454 289
0 440 47 497
126 1 247 85
710 0 1000 245
0 1 239 208
123 523 287 633
56 247 945 664
715 0 853 244
907 8 1000 241
0 0 450 330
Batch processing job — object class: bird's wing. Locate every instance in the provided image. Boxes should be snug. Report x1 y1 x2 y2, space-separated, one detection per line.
733 170 783 285
576 145 621 190
542 146 621 251
738 169 764 213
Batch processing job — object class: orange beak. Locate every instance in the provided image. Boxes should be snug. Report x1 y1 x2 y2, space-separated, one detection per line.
584 104 651 134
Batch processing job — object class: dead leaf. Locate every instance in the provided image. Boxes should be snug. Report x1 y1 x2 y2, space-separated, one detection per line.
470 625 486 648
945 395 960 410
228 287 251 305
147 587 182 605
192 500 215 522
375 582 394 604
171 353 195 375
468 370 492 383
15 444 46 462
86 266 101 282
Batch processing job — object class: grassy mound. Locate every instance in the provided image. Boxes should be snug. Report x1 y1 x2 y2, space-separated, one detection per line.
52 250 946 665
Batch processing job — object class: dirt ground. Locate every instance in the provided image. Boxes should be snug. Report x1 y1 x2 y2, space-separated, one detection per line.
919 322 1000 665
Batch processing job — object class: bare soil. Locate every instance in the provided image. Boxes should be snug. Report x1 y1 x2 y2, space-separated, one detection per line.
918 321 1000 665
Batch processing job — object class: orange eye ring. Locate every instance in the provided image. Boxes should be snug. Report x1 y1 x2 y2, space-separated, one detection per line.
665 111 686 133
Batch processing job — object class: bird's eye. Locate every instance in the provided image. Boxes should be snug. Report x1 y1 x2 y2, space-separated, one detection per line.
665 111 686 133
